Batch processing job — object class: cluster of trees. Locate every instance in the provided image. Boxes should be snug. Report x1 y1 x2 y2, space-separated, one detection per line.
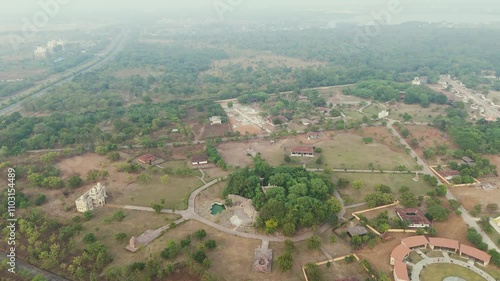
206 144 228 169
0 79 35 97
0 208 113 280
0 99 190 156
343 80 447 107
160 229 216 270
433 107 500 155
237 92 269 104
277 240 295 272
448 152 497 184
364 184 395 208
466 227 500 266
223 156 341 235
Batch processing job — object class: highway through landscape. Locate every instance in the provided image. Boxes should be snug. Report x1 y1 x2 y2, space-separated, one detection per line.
0 29 128 117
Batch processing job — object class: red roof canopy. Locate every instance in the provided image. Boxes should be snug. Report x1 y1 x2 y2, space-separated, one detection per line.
292 147 314 154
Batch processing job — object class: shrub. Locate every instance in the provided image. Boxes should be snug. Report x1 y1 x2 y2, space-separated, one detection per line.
83 233 97 244
205 239 217 249
194 229 207 240
192 250 207 264
277 252 293 272
306 235 322 250
34 194 47 206
115 233 127 241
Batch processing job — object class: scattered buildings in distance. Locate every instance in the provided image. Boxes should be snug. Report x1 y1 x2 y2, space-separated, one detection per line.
290 147 314 157
34 47 47 59
138 154 156 165
34 40 65 60
484 116 498 123
191 154 208 166
209 116 222 125
47 39 65 52
307 132 320 140
411 76 428 85
396 208 431 228
75 182 107 213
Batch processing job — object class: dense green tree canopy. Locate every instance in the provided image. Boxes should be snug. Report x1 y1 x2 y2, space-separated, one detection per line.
223 156 340 233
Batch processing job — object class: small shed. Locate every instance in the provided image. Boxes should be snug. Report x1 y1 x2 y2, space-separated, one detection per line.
462 156 475 164
347 226 368 237
192 154 208 166
138 154 155 165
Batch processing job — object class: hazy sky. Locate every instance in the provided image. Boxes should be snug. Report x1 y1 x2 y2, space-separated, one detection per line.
2 0 500 23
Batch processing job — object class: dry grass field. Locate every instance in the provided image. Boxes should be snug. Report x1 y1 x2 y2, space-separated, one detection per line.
318 134 417 170
388 103 445 123
335 172 431 205
113 174 203 210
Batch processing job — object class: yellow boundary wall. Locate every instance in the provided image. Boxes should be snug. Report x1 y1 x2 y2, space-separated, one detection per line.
351 201 400 237
428 165 481 187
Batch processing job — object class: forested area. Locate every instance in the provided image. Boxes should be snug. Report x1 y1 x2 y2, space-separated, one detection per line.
343 80 448 107
0 100 190 156
180 24 500 85
0 208 112 280
433 107 500 154
0 80 35 98
223 156 341 236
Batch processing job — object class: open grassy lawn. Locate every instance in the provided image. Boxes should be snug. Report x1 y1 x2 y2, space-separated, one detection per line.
335 172 432 205
364 103 388 116
77 208 181 267
115 174 203 210
318 260 371 281
408 251 423 263
420 263 487 281
388 104 445 123
484 266 500 280
344 110 366 121
318 134 417 170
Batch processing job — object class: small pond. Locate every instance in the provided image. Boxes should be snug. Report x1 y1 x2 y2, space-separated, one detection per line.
210 203 225 215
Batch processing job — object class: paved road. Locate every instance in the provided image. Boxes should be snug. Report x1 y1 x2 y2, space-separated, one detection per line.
0 252 71 281
441 75 500 119
0 29 128 116
386 119 499 252
411 255 495 281
307 168 422 174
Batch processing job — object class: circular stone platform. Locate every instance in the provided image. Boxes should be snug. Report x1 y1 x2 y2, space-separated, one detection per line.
443 277 467 281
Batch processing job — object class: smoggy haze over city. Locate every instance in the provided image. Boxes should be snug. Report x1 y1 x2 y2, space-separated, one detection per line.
1 0 500 24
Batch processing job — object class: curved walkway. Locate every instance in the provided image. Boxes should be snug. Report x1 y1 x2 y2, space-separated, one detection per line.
113 177 338 244
411 255 495 281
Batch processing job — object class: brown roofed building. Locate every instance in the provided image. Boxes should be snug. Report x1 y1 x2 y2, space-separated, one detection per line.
401 235 428 250
428 238 459 253
138 154 155 165
459 244 491 266
291 147 314 157
390 244 411 265
347 226 368 237
191 154 208 166
462 156 475 164
393 261 409 281
485 116 498 123
396 208 431 228
317 107 330 114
